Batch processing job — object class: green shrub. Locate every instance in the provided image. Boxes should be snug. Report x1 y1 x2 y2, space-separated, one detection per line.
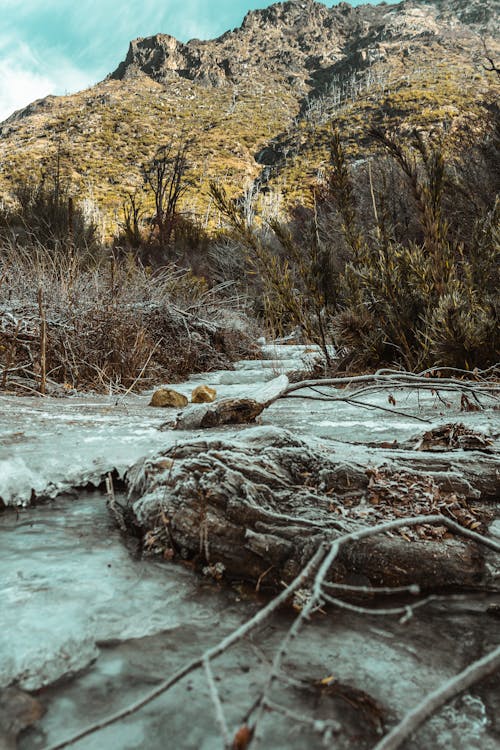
325 126 499 371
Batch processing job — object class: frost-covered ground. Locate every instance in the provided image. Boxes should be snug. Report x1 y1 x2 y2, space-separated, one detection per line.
1 343 497 507
1 345 499 749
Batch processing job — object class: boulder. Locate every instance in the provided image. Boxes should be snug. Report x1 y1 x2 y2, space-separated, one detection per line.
191 385 217 403
149 388 188 408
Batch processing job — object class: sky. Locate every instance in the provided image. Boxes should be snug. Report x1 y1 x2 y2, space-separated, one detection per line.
0 0 396 122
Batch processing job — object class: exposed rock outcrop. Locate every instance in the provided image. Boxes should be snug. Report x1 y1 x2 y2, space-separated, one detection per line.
109 0 498 91
0 0 498 225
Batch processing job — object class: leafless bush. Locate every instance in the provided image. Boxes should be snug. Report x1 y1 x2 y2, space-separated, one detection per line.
0 242 253 393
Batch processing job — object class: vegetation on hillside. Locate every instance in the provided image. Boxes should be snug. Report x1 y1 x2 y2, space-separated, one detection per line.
0 161 253 393
0 101 498 392
0 0 498 390
211 112 500 372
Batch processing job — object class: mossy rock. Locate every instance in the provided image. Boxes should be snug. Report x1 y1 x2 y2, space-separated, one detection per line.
191 385 217 403
149 388 188 408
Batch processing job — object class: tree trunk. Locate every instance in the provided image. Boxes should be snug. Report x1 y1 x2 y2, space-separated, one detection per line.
126 426 499 592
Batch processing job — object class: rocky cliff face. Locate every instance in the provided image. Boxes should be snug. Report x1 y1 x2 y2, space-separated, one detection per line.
109 0 498 91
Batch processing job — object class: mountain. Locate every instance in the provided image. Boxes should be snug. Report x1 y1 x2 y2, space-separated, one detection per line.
0 0 498 229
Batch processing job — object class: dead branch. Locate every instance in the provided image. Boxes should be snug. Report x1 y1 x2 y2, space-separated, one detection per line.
203 656 231 748
279 368 500 405
284 391 432 423
321 592 437 619
37 288 47 395
45 515 500 750
175 367 499 431
373 644 500 750
45 544 327 750
247 514 500 746
262 698 341 735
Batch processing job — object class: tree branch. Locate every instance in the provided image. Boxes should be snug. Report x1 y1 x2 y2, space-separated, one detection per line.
45 515 499 750
373 644 500 750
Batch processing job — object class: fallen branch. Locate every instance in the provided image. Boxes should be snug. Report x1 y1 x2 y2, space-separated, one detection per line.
44 515 500 750
373 644 500 750
45 544 328 750
173 366 499 430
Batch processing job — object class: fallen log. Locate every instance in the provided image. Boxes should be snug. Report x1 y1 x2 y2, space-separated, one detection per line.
174 374 289 429
125 426 500 592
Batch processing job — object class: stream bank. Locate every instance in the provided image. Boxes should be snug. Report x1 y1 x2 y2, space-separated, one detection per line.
1 344 499 749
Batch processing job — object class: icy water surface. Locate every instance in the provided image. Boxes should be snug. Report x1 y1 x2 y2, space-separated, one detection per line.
2 492 499 750
1 345 499 749
1 343 497 507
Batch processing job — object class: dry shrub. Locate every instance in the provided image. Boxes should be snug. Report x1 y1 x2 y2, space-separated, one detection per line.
0 243 253 393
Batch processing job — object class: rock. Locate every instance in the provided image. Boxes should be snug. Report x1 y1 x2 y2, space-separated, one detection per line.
175 398 264 429
191 385 217 403
0 688 44 749
149 388 188 408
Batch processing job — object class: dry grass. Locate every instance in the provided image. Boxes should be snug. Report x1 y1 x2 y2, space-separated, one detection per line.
0 242 254 394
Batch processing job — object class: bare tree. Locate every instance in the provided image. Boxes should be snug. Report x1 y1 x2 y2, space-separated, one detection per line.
120 189 145 248
142 140 193 250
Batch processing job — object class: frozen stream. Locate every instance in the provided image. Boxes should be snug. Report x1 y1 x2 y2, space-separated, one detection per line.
2 344 498 509
1 345 499 749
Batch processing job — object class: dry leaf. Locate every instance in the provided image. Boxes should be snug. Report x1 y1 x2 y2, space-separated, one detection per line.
320 675 336 686
232 724 253 750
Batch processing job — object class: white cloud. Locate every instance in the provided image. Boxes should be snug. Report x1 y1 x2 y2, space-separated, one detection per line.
0 39 92 122
0 0 218 121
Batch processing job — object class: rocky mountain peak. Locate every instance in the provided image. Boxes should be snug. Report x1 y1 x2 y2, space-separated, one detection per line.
1 0 497 224
109 0 497 92
240 0 329 28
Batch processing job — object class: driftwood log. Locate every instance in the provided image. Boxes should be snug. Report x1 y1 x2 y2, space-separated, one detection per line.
174 375 289 429
126 426 500 592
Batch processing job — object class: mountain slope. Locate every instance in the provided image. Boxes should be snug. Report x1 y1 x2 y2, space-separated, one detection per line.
0 0 498 230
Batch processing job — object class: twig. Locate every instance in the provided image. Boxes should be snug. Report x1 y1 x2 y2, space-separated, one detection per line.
263 697 341 734
203 657 231 748
344 514 500 554
323 581 420 596
37 287 47 395
321 592 437 619
373 644 500 750
280 370 500 400
106 473 127 532
283 392 432 423
345 396 431 423
7 380 46 397
114 339 162 404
